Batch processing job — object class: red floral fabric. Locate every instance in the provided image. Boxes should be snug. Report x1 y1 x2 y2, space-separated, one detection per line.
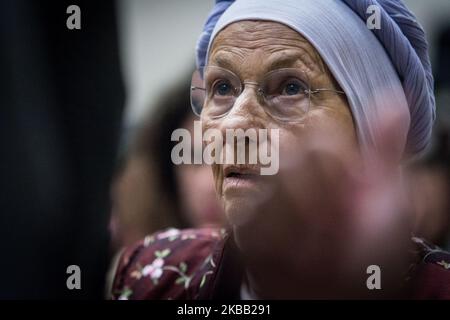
111 228 450 300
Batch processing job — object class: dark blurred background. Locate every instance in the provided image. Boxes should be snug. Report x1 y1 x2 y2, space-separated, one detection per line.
0 0 448 299
0 0 124 298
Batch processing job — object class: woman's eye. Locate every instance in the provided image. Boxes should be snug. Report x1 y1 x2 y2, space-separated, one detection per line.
213 81 232 96
281 82 302 96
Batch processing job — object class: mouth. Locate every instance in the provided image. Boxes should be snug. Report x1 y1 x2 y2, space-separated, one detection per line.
224 165 260 177
222 166 261 192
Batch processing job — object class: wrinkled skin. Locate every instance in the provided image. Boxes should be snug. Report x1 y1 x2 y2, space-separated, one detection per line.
203 21 414 299
204 21 357 226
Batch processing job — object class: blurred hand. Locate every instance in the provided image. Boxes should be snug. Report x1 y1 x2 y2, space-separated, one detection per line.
235 110 416 299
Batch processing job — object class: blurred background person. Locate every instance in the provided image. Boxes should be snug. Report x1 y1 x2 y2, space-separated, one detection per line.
407 8 450 250
410 124 450 249
109 76 225 251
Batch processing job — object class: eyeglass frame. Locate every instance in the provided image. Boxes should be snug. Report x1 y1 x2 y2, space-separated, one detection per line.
190 65 345 123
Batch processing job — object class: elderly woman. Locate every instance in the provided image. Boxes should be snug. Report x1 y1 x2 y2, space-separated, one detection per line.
111 0 450 299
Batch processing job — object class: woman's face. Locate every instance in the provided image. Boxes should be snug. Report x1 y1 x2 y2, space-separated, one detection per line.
203 21 357 225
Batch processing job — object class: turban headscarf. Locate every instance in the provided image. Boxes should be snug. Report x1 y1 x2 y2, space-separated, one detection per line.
195 0 435 156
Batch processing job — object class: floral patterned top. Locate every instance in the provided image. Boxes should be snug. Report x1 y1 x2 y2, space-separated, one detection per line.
111 228 230 300
111 228 450 300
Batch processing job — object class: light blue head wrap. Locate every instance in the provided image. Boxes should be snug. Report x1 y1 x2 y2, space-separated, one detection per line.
195 0 436 156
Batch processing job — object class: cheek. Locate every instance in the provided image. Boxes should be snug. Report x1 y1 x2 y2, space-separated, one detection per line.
211 163 223 194
202 118 224 195
200 115 218 131
276 103 358 170
306 103 358 149
277 124 307 167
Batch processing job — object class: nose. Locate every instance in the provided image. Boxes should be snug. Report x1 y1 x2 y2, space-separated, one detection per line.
213 87 268 165
218 86 267 133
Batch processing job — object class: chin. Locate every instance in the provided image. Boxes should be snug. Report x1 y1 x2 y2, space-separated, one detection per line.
218 166 275 227
225 199 255 227
223 187 271 227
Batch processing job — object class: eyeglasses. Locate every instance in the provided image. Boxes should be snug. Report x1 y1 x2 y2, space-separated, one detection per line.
190 66 345 123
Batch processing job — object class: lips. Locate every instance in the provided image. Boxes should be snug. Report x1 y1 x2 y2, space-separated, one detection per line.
222 165 260 192
224 165 260 177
